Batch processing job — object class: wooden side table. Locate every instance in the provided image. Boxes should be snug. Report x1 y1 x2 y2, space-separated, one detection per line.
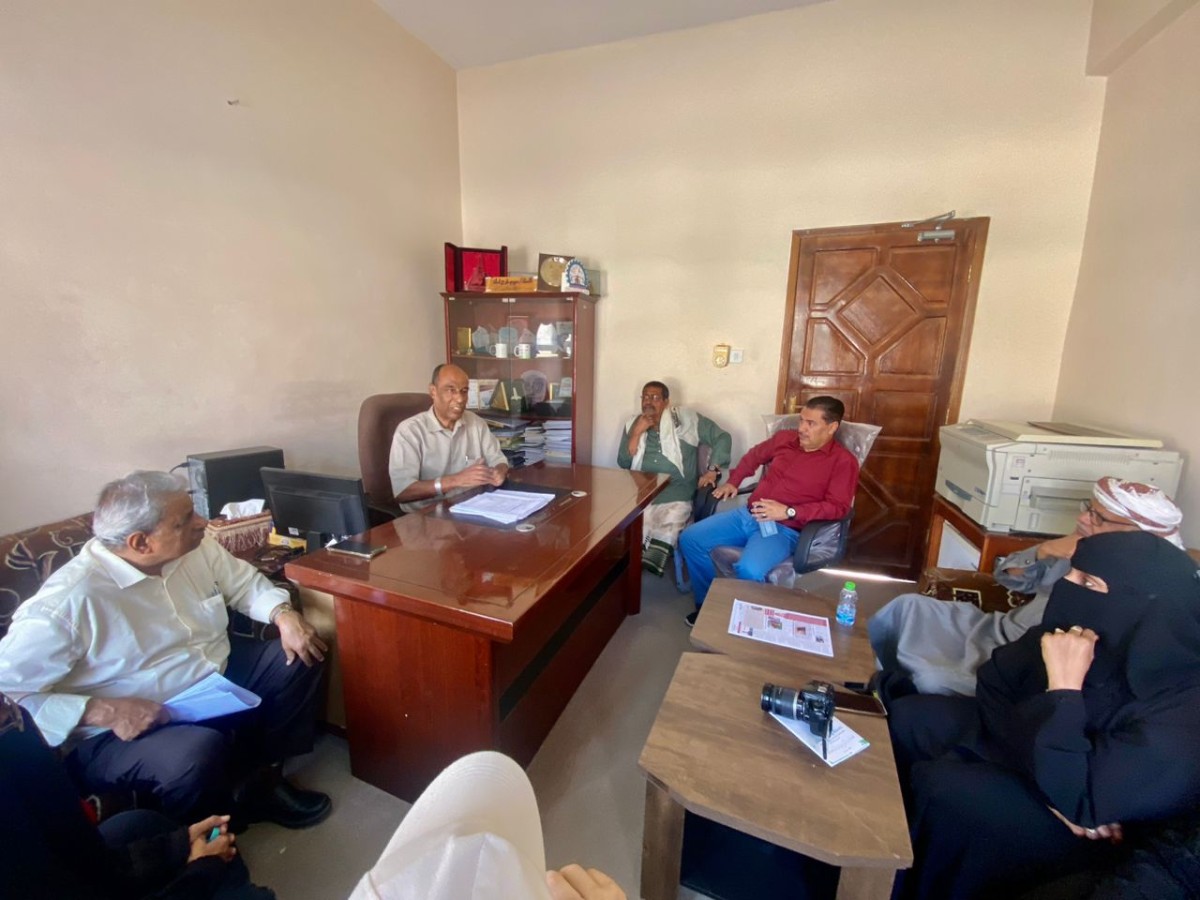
640 653 911 900
924 495 1040 573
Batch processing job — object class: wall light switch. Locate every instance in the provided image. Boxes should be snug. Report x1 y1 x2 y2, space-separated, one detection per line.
730 348 744 364
712 344 730 368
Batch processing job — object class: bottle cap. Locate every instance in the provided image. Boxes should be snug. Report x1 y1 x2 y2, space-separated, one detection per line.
844 581 856 590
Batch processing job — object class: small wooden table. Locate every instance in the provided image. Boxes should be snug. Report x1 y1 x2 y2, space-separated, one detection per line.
690 577 902 684
639 652 912 900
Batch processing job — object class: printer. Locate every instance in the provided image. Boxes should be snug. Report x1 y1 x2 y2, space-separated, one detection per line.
936 420 1183 536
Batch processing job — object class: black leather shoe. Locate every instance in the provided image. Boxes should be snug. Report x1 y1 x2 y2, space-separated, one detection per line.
240 779 332 830
685 610 698 628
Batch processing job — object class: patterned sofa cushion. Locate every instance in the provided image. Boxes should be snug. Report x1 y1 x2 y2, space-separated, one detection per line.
0 514 94 640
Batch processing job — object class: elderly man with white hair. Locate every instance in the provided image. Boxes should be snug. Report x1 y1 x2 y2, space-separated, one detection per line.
868 476 1185 698
0 471 331 829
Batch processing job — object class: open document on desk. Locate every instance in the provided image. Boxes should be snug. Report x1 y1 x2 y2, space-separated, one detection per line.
450 489 556 525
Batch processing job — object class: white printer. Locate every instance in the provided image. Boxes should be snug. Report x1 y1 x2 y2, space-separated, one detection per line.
936 420 1183 536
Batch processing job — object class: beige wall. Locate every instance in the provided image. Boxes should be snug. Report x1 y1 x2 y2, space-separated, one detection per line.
0 1 459 532
458 0 1105 464
1055 4 1200 545
1086 0 1197 74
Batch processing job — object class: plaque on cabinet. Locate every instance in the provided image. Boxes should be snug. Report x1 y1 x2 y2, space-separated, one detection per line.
485 275 537 293
445 243 508 292
537 253 571 292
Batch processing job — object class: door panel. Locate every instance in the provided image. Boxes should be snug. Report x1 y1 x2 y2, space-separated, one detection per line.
777 219 989 578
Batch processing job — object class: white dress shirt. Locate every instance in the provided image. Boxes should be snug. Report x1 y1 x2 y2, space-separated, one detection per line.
0 537 287 747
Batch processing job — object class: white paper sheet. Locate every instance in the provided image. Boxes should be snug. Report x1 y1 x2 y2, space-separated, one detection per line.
728 598 834 657
771 713 870 766
449 489 556 525
164 672 261 723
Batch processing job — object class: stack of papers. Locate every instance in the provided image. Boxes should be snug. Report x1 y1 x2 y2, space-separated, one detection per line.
450 489 556 525
544 420 572 464
164 672 261 723
522 423 546 465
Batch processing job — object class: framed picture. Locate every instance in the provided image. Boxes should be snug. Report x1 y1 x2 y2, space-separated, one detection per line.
445 243 508 292
537 253 572 292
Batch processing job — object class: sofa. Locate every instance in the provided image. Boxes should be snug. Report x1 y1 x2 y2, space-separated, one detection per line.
1 513 94 641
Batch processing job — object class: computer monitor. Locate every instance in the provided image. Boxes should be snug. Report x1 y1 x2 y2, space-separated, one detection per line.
260 467 369 554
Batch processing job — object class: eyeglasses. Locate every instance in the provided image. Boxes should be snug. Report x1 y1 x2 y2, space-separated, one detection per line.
1079 500 1129 528
641 394 665 402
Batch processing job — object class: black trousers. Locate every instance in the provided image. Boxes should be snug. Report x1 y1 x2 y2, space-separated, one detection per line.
67 635 324 822
887 694 1111 900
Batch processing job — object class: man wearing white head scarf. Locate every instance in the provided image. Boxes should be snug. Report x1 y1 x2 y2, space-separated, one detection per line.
868 477 1185 697
617 381 731 576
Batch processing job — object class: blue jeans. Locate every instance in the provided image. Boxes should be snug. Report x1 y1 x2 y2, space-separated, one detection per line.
678 506 801 606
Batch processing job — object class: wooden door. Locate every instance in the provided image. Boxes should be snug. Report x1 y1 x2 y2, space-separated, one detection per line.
776 218 989 579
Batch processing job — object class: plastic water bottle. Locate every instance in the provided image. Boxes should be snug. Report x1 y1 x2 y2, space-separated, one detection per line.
836 581 858 626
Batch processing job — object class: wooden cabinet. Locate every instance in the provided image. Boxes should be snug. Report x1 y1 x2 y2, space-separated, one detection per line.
442 291 596 465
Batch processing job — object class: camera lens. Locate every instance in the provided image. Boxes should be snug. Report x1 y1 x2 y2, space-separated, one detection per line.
760 682 801 719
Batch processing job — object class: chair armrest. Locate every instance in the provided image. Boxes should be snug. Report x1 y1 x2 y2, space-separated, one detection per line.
367 499 403 528
791 512 853 576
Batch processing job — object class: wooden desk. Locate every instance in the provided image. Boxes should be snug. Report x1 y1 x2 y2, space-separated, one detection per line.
285 465 667 800
691 577 914 684
639 653 912 900
924 495 1041 573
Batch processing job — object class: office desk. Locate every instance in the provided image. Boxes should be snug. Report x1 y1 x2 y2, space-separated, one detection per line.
285 465 667 800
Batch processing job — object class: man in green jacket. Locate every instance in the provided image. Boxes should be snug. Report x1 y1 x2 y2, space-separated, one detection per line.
617 381 731 575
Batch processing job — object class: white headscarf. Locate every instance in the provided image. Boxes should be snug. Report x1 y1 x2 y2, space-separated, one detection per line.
626 407 699 477
1093 476 1185 549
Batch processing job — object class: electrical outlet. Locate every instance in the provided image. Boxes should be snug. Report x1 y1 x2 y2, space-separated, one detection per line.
730 348 744 364
712 344 730 368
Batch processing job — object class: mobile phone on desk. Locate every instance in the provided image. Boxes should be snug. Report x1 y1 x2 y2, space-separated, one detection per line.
832 688 887 717
328 539 386 560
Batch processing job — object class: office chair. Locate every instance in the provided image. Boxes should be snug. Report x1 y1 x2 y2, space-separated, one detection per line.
357 392 431 524
696 418 881 590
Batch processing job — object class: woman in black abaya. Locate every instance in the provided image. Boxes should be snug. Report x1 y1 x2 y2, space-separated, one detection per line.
888 530 1200 899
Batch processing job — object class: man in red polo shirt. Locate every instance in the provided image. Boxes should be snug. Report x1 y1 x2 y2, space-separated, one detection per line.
678 396 859 625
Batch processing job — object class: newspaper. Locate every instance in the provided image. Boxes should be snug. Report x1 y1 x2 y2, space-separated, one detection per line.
727 598 834 657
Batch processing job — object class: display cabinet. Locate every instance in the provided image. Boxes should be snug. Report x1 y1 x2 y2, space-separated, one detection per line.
442 291 596 466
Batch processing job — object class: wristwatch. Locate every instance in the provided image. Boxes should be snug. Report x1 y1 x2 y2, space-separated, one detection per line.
434 477 443 496
786 506 796 520
268 601 295 625
707 464 721 473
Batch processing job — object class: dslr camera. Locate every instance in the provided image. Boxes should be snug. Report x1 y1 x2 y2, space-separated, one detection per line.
761 681 836 743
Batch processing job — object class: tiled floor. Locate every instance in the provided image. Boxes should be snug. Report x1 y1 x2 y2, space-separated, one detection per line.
238 570 705 899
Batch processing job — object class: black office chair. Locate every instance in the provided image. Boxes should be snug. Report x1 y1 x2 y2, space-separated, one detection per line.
683 419 880 590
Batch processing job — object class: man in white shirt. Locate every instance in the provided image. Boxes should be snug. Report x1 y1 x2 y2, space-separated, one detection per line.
0 471 331 829
389 363 509 512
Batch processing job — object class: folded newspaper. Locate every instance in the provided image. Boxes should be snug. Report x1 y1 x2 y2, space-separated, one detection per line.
449 489 555 525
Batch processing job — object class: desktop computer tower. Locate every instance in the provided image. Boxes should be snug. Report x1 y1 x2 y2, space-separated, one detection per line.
188 446 285 519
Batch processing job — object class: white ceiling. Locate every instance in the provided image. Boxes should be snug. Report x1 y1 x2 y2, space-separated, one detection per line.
373 0 830 69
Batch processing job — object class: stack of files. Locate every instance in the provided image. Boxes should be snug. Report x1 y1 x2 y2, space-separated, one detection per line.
450 489 555 525
522 423 546 465
544 420 573 464
501 448 527 469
